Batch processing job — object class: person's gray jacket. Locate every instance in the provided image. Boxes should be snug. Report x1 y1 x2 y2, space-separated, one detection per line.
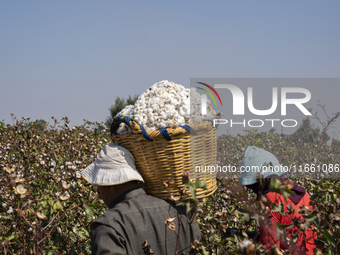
91 187 201 254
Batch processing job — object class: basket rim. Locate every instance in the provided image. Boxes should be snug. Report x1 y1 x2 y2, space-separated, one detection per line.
113 116 217 141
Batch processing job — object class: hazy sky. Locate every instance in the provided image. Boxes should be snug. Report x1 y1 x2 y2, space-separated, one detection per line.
1 1 339 137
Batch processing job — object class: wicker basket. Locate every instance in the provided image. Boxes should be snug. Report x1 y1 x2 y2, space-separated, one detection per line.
112 117 217 200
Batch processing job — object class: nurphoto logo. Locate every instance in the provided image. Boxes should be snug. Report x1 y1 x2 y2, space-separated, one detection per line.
198 82 312 129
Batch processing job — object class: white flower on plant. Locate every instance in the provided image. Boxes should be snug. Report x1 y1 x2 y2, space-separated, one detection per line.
28 227 33 232
71 181 77 188
50 168 54 173
55 192 61 196
239 239 255 254
60 165 64 170
57 227 62 234
7 206 13 214
72 227 76 233
2 203 7 208
233 217 238 222
75 171 81 178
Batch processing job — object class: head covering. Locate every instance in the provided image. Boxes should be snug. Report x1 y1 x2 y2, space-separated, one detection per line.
81 143 144 186
239 146 285 186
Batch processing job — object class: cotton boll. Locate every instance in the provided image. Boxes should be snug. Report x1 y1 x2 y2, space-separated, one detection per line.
158 100 165 108
169 97 179 107
160 112 168 120
113 80 218 130
158 121 167 129
148 116 155 123
163 94 172 103
165 104 175 112
140 113 147 121
168 89 177 95
181 99 190 106
174 84 183 92
118 105 133 116
179 107 186 117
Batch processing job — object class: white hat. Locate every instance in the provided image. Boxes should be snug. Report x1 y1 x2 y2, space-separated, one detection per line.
81 143 144 186
239 146 285 186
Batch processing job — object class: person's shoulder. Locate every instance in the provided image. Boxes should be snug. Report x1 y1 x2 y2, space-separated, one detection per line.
95 193 174 224
93 209 118 227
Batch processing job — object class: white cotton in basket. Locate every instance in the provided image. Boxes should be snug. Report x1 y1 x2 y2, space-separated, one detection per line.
115 80 216 134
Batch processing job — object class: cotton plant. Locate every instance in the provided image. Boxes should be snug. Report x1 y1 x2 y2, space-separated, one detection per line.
116 80 217 134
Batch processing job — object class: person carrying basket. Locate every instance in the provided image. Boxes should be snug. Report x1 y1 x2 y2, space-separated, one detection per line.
81 143 201 255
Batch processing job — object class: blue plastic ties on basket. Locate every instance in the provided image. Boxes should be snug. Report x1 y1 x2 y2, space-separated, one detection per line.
139 124 153 141
124 116 131 127
180 125 197 135
158 128 172 141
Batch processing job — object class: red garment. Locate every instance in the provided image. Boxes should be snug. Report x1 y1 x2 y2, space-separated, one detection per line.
258 191 318 255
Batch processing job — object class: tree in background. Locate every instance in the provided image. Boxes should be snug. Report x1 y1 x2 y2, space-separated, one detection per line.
27 119 48 131
106 95 139 126
293 117 330 143
332 138 340 149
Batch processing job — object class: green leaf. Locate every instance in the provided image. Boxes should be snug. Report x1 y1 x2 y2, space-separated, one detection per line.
269 178 281 193
196 179 208 190
276 222 293 230
237 209 250 221
83 205 93 221
53 201 63 212
257 244 265 253
185 182 197 200
282 188 292 200
303 214 317 228
313 248 322 255
321 229 334 244
293 235 298 243
201 246 209 255
271 202 284 214
76 228 89 239
316 237 330 246
7 234 15 241
275 222 291 240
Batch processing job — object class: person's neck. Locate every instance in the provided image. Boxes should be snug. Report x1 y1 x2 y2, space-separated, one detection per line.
110 183 140 208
